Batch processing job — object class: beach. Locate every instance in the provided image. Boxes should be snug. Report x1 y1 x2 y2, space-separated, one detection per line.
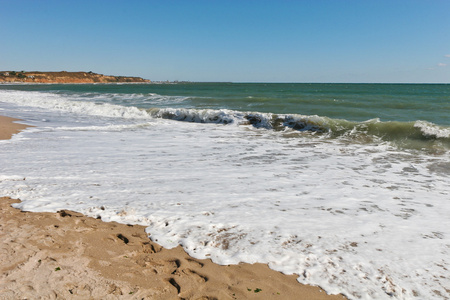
1 83 449 299
0 115 344 299
0 115 29 140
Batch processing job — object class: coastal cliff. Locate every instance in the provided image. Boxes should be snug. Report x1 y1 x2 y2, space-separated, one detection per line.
0 71 150 83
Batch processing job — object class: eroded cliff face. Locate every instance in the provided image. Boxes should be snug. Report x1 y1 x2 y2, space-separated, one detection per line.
0 71 150 83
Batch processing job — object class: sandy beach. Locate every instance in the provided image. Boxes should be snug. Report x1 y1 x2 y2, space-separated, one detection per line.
0 115 346 299
0 116 30 140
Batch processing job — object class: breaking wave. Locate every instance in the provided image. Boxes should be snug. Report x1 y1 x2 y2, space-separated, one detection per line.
149 107 450 150
1 89 448 151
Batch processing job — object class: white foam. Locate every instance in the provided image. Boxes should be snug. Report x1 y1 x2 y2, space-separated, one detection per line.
415 120 450 139
1 90 449 299
71 91 190 106
151 107 246 124
0 90 151 119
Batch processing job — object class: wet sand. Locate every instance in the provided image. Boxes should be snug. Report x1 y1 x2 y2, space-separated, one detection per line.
0 115 30 140
0 115 346 299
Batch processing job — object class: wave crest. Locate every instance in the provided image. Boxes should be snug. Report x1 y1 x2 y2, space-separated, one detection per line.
1 89 448 151
148 107 450 150
148 108 240 124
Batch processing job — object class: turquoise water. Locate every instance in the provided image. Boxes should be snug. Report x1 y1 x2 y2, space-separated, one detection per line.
4 83 449 124
1 83 449 150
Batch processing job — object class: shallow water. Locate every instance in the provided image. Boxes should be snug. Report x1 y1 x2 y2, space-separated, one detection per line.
1 84 449 299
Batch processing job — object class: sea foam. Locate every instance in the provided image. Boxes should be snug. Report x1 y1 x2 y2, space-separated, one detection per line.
1 89 449 299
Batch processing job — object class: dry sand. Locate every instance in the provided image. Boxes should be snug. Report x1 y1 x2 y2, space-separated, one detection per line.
0 115 347 299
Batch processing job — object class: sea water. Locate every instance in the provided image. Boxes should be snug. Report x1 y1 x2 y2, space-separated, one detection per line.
0 83 449 299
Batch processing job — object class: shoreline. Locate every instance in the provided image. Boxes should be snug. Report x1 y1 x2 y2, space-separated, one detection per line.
0 115 346 299
0 82 152 85
0 115 30 140
0 71 150 84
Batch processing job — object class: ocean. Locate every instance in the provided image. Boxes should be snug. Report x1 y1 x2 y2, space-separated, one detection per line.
0 83 449 299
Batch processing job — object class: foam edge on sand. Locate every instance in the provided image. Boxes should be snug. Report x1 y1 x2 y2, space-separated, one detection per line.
0 115 347 299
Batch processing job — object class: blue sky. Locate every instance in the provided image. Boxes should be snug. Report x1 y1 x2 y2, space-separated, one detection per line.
1 0 449 83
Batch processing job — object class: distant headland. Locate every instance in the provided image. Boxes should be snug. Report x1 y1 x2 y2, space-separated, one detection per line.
0 71 150 84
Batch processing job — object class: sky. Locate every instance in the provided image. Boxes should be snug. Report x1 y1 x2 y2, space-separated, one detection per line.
1 0 450 83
